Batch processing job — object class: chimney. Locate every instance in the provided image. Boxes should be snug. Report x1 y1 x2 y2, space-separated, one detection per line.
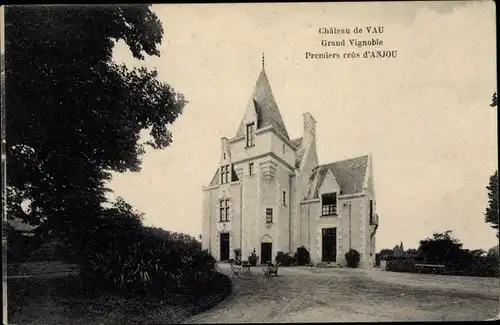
221 137 229 160
302 112 316 147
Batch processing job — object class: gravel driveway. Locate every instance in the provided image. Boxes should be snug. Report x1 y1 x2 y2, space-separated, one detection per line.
183 264 499 323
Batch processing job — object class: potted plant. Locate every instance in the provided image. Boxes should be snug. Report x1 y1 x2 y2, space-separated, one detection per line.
234 248 242 265
248 248 259 266
345 249 361 268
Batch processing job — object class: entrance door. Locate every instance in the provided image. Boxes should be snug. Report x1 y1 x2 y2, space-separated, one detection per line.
322 228 337 262
220 233 230 261
261 242 272 265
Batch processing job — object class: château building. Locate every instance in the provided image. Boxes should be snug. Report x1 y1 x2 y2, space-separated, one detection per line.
201 61 379 268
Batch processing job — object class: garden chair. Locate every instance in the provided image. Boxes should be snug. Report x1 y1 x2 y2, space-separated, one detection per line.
241 260 252 275
230 263 243 279
231 262 253 279
263 262 280 277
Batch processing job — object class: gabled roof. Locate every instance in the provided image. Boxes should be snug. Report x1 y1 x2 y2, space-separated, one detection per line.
210 169 220 186
236 69 290 140
305 155 369 199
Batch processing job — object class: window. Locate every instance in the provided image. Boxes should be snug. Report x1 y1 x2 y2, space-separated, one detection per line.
223 153 226 160
282 143 286 154
321 193 337 216
282 190 287 206
219 200 224 221
220 165 231 184
219 199 230 222
246 123 255 147
369 200 373 223
266 208 273 223
249 162 254 175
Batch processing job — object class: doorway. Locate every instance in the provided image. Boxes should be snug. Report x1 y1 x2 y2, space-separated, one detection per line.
322 227 337 262
220 232 230 261
261 242 272 265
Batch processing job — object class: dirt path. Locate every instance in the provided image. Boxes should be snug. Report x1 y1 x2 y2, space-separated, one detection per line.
183 264 499 323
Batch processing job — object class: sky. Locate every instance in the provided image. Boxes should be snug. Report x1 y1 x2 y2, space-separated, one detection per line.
109 1 498 251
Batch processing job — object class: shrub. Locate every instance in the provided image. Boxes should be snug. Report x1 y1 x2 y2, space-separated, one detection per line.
248 248 259 266
386 258 417 273
345 249 360 268
80 236 217 295
385 257 500 277
28 239 72 262
234 248 242 264
275 251 295 266
294 246 310 266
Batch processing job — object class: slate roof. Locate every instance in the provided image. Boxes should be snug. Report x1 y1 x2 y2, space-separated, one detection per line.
305 155 369 199
210 169 219 186
236 69 290 140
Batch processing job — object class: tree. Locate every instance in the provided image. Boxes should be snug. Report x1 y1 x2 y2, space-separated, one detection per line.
417 230 463 266
485 171 499 237
379 248 393 257
404 248 418 257
5 5 187 255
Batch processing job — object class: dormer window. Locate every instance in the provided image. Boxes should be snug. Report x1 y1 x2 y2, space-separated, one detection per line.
246 123 255 147
223 153 226 160
321 192 337 216
220 165 231 184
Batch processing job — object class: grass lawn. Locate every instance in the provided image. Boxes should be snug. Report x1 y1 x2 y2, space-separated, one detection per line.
7 262 231 325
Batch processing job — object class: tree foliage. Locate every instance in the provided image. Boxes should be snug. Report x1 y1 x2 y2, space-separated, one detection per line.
5 5 186 253
417 230 464 266
485 171 499 237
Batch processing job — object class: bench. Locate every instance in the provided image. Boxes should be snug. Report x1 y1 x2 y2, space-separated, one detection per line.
415 263 446 274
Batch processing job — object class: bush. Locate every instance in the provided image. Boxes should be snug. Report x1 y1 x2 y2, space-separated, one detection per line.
5 224 33 263
345 249 360 268
386 258 418 273
28 239 73 262
80 235 217 295
275 251 295 266
385 257 500 277
248 248 258 266
294 246 310 266
234 248 242 265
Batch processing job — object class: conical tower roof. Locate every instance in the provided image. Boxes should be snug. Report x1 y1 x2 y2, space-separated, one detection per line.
235 67 290 140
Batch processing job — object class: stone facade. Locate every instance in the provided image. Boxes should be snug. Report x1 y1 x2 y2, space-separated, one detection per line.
202 66 379 268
